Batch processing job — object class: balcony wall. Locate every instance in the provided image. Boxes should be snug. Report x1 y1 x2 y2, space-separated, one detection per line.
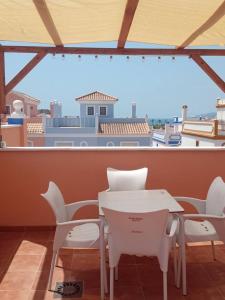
2 124 27 147
0 148 225 227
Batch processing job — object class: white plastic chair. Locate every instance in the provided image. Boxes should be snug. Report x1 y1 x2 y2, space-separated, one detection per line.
102 207 178 300
106 167 148 280
107 167 177 284
175 177 225 260
107 167 148 191
41 181 107 299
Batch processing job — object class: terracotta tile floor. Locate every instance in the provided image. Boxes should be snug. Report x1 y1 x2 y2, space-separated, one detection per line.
0 230 225 299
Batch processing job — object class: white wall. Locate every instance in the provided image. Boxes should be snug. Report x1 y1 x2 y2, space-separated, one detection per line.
181 135 216 147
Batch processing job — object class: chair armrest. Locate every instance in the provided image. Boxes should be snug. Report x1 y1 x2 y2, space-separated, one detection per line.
183 213 225 221
57 218 101 228
65 200 99 221
174 197 206 214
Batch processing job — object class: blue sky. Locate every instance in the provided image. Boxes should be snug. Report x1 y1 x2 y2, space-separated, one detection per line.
4 42 225 118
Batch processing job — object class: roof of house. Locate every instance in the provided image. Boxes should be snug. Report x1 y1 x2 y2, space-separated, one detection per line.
76 91 118 102
27 122 44 134
6 91 41 105
99 122 150 135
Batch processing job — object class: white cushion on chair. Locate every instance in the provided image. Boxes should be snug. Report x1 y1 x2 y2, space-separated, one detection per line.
63 223 108 249
64 223 100 248
185 220 218 242
107 167 148 191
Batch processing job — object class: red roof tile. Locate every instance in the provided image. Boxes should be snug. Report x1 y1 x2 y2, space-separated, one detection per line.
27 122 44 134
99 122 150 135
76 91 118 102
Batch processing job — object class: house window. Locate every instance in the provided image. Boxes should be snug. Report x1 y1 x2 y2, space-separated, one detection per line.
4 105 11 115
120 141 139 147
87 106 94 116
196 140 199 147
106 141 114 147
100 106 107 116
55 141 73 147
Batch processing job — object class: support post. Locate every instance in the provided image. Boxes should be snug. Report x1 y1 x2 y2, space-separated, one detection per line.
5 51 47 94
0 51 6 147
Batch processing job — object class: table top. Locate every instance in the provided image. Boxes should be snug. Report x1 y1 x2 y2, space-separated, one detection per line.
98 189 184 216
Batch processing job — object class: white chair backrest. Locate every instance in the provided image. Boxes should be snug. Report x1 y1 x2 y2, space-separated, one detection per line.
103 207 169 256
107 167 148 191
41 181 67 223
206 177 225 216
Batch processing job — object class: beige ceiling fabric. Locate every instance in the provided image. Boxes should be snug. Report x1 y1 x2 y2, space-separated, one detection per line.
0 0 225 47
0 1 50 44
46 0 127 44
128 0 225 46
0 0 126 45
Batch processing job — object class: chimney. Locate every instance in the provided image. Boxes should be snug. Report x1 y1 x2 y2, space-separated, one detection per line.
50 100 62 118
181 105 188 121
132 102 136 118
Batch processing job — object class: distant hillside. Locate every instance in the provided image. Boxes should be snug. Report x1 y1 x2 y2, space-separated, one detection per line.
194 112 216 119
149 112 216 126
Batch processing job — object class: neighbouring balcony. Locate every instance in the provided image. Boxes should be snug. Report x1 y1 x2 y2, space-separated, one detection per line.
0 148 225 299
182 120 219 139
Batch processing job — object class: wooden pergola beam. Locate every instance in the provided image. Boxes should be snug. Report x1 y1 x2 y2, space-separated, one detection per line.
0 51 6 143
178 1 225 48
117 0 139 48
33 0 63 46
191 55 225 93
5 51 47 94
2 46 225 56
0 52 5 114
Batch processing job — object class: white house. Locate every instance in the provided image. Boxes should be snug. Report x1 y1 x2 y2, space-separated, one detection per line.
181 99 225 147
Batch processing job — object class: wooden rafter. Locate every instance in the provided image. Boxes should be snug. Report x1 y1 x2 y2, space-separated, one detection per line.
5 51 47 94
117 0 139 48
191 55 225 93
0 51 6 114
0 51 5 143
33 0 63 46
178 1 225 48
3 46 225 56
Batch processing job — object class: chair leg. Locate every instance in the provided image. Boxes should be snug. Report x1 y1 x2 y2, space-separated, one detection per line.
110 267 114 300
104 254 108 294
163 271 168 300
48 251 58 291
115 265 118 281
55 250 59 267
211 240 216 260
173 238 177 285
176 244 181 288
100 240 105 299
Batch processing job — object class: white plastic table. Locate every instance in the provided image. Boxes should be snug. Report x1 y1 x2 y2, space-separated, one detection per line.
98 189 187 295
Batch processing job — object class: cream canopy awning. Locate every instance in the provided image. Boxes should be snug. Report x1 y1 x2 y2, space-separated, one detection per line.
1 0 225 47
1 0 225 115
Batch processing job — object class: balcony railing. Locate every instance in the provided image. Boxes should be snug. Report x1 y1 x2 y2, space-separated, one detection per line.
182 120 218 138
